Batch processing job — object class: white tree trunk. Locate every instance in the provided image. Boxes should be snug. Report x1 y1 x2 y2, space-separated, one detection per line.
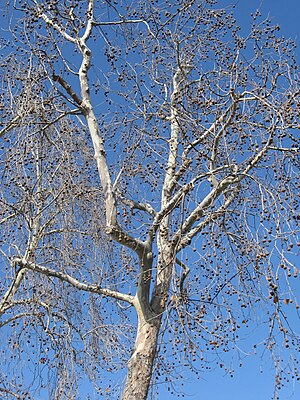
122 316 160 400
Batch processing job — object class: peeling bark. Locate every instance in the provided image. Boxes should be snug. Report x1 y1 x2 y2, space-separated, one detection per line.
122 317 160 400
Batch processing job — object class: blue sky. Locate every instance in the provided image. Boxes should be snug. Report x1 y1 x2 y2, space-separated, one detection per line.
158 1 300 399
0 1 298 399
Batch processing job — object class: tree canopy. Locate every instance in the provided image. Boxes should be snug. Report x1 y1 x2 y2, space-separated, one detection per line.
0 1 299 399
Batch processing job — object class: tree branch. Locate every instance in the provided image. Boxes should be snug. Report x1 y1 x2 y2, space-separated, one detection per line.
242 126 276 176
176 258 190 297
35 1 76 44
168 101 235 192
52 73 82 106
0 312 39 329
0 114 23 138
0 387 22 400
0 267 27 317
120 197 157 217
92 18 155 38
9 258 135 305
82 0 94 42
176 182 241 251
176 174 240 240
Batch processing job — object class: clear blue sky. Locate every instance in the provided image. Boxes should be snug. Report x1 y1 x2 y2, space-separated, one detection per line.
159 1 300 399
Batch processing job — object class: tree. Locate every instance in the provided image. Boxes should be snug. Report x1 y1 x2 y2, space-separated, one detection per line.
0 0 299 399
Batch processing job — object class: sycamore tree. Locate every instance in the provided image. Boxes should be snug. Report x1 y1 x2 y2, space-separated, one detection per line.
0 1 299 399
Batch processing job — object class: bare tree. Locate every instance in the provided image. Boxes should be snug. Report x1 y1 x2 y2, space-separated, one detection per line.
0 1 299 399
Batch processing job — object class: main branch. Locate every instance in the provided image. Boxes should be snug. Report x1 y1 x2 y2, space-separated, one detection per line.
11 258 135 304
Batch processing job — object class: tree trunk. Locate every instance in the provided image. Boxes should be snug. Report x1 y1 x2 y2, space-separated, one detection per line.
122 238 173 399
122 315 161 400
